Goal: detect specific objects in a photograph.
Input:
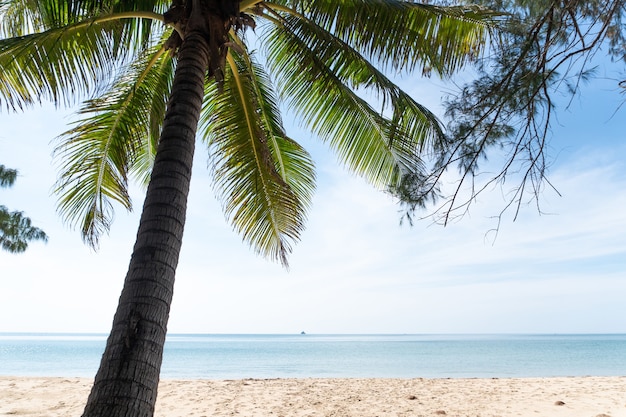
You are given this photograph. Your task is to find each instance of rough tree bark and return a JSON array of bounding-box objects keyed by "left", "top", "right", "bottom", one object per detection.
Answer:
[{"left": 80, "top": 4, "right": 218, "bottom": 417}]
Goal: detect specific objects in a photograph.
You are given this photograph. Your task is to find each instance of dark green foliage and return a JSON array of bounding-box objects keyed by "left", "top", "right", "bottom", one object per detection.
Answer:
[
  {"left": 0, "top": 164, "right": 17, "bottom": 187},
  {"left": 0, "top": 164, "right": 48, "bottom": 253}
]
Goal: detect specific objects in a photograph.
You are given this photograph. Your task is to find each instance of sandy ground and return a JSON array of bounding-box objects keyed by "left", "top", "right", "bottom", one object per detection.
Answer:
[{"left": 1, "top": 376, "right": 625, "bottom": 417}]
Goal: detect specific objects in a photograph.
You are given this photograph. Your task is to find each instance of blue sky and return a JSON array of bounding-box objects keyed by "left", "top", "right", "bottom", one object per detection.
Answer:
[{"left": 1, "top": 57, "right": 625, "bottom": 334}]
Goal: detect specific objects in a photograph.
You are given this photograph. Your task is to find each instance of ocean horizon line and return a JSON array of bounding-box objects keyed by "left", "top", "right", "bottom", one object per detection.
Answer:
[
  {"left": 2, "top": 331, "right": 625, "bottom": 337},
  {"left": 3, "top": 333, "right": 626, "bottom": 378}
]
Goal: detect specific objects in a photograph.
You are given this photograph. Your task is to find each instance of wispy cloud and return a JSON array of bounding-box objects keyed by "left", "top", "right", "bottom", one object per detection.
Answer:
[{"left": 0, "top": 82, "right": 624, "bottom": 335}]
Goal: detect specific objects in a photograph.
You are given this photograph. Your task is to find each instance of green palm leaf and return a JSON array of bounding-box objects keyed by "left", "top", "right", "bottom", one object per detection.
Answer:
[
  {"left": 1, "top": 0, "right": 168, "bottom": 41},
  {"left": 130, "top": 45, "right": 175, "bottom": 186},
  {"left": 263, "top": 14, "right": 430, "bottom": 189},
  {"left": 53, "top": 43, "right": 174, "bottom": 246},
  {"left": 269, "top": 10, "right": 445, "bottom": 142},
  {"left": 200, "top": 46, "right": 314, "bottom": 266},
  {"left": 233, "top": 36, "right": 316, "bottom": 211},
  {"left": 0, "top": 0, "right": 42, "bottom": 36},
  {"left": 266, "top": 0, "right": 496, "bottom": 76},
  {"left": 0, "top": 8, "right": 166, "bottom": 110},
  {"left": 1, "top": 0, "right": 497, "bottom": 259}
]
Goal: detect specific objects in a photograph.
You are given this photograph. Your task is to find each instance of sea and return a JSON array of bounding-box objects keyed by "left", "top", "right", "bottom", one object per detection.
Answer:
[{"left": 1, "top": 333, "right": 625, "bottom": 379}]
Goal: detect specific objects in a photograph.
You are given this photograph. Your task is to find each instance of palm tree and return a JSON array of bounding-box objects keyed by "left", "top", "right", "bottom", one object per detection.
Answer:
[
  {"left": 0, "top": 165, "right": 48, "bottom": 253},
  {"left": 0, "top": 1, "right": 497, "bottom": 416}
]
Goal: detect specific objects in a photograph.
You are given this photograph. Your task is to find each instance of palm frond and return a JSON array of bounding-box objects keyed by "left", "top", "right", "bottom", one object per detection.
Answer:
[
  {"left": 266, "top": 0, "right": 497, "bottom": 76},
  {"left": 1, "top": 0, "right": 168, "bottom": 46},
  {"left": 129, "top": 44, "right": 176, "bottom": 186},
  {"left": 0, "top": 0, "right": 42, "bottom": 36},
  {"left": 53, "top": 44, "right": 174, "bottom": 247},
  {"left": 0, "top": 10, "right": 167, "bottom": 111},
  {"left": 264, "top": 9, "right": 445, "bottom": 148},
  {"left": 234, "top": 36, "right": 316, "bottom": 211},
  {"left": 262, "top": 14, "right": 432, "bottom": 189},
  {"left": 200, "top": 46, "right": 313, "bottom": 266},
  {"left": 106, "top": 1, "right": 170, "bottom": 57}
]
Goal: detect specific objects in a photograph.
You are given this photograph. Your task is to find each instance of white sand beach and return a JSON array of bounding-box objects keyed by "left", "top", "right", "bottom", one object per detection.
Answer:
[{"left": 1, "top": 376, "right": 625, "bottom": 417}]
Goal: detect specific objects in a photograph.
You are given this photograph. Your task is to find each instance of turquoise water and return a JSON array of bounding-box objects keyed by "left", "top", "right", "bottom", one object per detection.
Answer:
[{"left": 1, "top": 333, "right": 625, "bottom": 379}]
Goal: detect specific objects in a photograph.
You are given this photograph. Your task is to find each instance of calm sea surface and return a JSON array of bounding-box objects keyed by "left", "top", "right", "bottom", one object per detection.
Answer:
[{"left": 1, "top": 333, "right": 625, "bottom": 379}]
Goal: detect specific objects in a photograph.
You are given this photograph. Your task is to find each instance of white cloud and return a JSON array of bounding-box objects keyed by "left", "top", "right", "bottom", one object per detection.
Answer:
[
  {"left": 1, "top": 78, "right": 625, "bottom": 335},
  {"left": 161, "top": 140, "right": 626, "bottom": 334}
]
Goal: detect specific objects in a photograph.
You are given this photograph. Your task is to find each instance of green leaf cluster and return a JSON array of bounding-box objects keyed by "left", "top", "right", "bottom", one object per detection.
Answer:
[
  {"left": 0, "top": 164, "right": 48, "bottom": 253},
  {"left": 1, "top": 0, "right": 497, "bottom": 264}
]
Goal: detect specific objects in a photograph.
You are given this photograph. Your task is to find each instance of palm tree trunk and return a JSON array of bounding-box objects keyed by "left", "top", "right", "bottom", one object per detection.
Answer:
[{"left": 81, "top": 29, "right": 211, "bottom": 417}]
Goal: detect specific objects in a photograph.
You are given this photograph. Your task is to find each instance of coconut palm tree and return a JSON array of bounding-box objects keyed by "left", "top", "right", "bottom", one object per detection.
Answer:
[
  {"left": 0, "top": 165, "right": 48, "bottom": 253},
  {"left": 0, "top": 1, "right": 496, "bottom": 416}
]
